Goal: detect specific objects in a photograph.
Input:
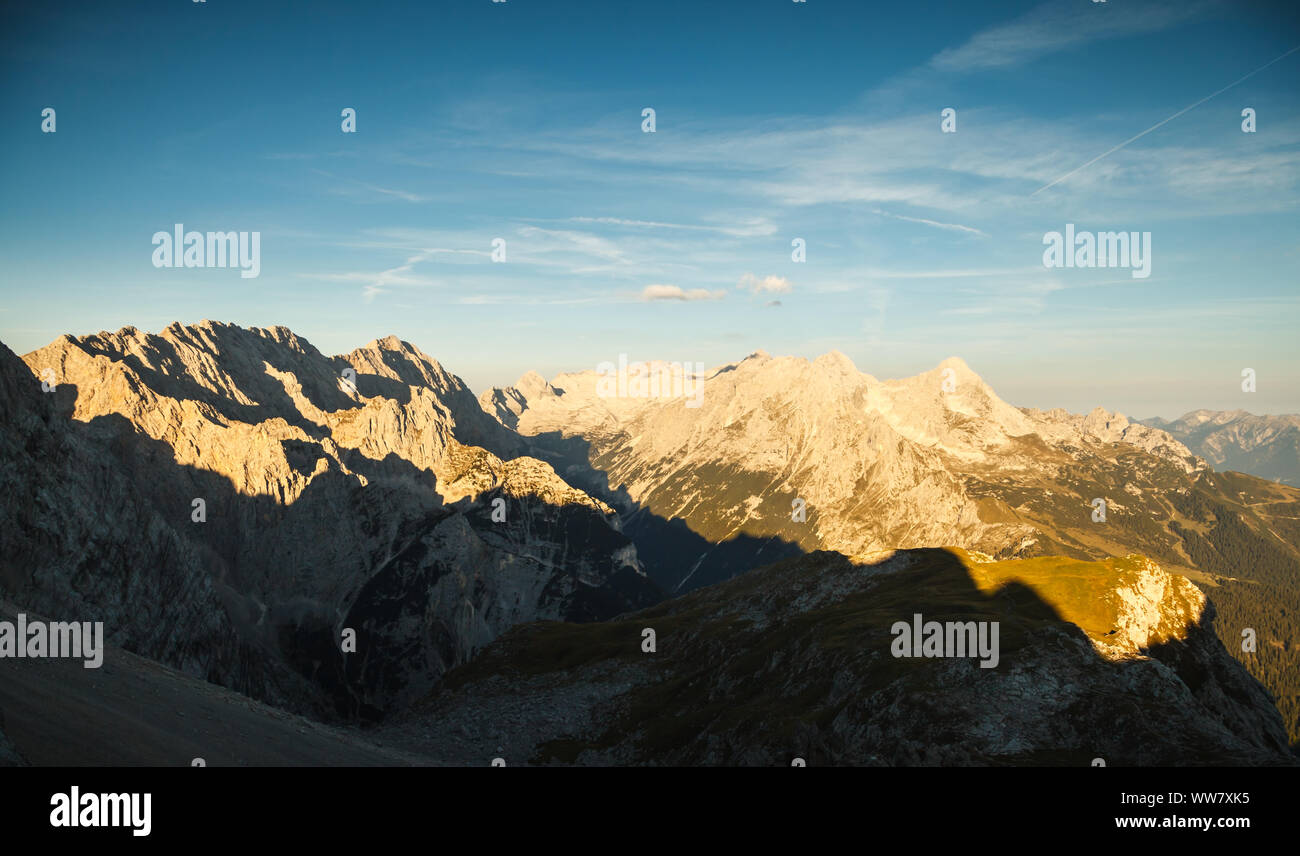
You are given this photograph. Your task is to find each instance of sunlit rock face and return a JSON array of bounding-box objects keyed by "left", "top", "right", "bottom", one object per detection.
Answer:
[{"left": 479, "top": 349, "right": 1267, "bottom": 596}]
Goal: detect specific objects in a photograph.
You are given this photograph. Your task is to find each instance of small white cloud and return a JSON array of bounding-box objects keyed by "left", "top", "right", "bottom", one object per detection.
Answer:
[
  {"left": 641, "top": 284, "right": 727, "bottom": 302},
  {"left": 738, "top": 273, "right": 793, "bottom": 294}
]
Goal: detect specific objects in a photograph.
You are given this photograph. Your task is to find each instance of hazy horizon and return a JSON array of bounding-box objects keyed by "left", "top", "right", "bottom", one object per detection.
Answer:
[{"left": 6, "top": 318, "right": 1297, "bottom": 423}]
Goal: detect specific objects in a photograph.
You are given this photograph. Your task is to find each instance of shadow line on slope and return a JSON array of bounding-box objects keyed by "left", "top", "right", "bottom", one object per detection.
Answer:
[{"left": 420, "top": 548, "right": 1294, "bottom": 766}]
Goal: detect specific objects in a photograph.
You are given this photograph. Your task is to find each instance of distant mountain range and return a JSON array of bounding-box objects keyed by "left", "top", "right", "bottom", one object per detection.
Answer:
[
  {"left": 480, "top": 351, "right": 1291, "bottom": 596},
  {"left": 1139, "top": 410, "right": 1300, "bottom": 487},
  {"left": 1, "top": 322, "right": 1296, "bottom": 764}
]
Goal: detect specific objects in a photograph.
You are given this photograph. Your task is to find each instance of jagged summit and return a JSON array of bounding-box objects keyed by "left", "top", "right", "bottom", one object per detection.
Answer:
[
  {"left": 366, "top": 333, "right": 414, "bottom": 353},
  {"left": 812, "top": 349, "right": 858, "bottom": 374},
  {"left": 253, "top": 324, "right": 313, "bottom": 351},
  {"left": 906, "top": 354, "right": 990, "bottom": 389},
  {"left": 1082, "top": 405, "right": 1130, "bottom": 434},
  {"left": 514, "top": 369, "right": 554, "bottom": 397}
]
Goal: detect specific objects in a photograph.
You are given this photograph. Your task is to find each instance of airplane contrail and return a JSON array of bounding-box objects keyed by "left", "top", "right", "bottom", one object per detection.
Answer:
[{"left": 1031, "top": 44, "right": 1300, "bottom": 196}]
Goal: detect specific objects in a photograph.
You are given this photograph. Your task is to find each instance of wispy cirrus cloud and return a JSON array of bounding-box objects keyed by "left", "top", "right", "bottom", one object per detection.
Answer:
[
  {"left": 871, "top": 209, "right": 987, "bottom": 236},
  {"left": 566, "top": 216, "right": 777, "bottom": 238},
  {"left": 311, "top": 169, "right": 428, "bottom": 203},
  {"left": 930, "top": 0, "right": 1216, "bottom": 72},
  {"left": 939, "top": 280, "right": 1065, "bottom": 317},
  {"left": 854, "top": 267, "right": 1035, "bottom": 280},
  {"left": 356, "top": 182, "right": 427, "bottom": 203},
  {"left": 516, "top": 225, "right": 630, "bottom": 264},
  {"left": 1032, "top": 44, "right": 1300, "bottom": 195},
  {"left": 299, "top": 245, "right": 466, "bottom": 301}
]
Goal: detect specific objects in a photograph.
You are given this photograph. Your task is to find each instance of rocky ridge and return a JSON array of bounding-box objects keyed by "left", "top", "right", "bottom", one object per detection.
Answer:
[{"left": 3, "top": 322, "right": 657, "bottom": 719}]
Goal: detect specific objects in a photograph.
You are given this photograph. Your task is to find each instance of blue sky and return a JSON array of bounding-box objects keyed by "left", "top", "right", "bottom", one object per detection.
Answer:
[{"left": 1, "top": 0, "right": 1297, "bottom": 417}]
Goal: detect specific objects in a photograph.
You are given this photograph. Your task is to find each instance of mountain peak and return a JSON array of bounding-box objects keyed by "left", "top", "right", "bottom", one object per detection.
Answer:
[
  {"left": 1083, "top": 406, "right": 1130, "bottom": 434},
  {"left": 813, "top": 350, "right": 858, "bottom": 374},
  {"left": 374, "top": 334, "right": 408, "bottom": 351},
  {"left": 514, "top": 370, "right": 554, "bottom": 398},
  {"left": 934, "top": 355, "right": 985, "bottom": 382},
  {"left": 252, "top": 324, "right": 314, "bottom": 353},
  {"left": 351, "top": 335, "right": 446, "bottom": 372}
]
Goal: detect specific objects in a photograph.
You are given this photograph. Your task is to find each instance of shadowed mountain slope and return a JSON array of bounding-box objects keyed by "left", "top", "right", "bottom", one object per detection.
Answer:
[{"left": 384, "top": 548, "right": 1293, "bottom": 766}]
